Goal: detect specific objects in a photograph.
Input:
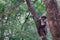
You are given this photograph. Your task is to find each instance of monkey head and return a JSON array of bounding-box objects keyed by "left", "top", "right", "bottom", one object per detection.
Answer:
[{"left": 41, "top": 16, "right": 47, "bottom": 20}]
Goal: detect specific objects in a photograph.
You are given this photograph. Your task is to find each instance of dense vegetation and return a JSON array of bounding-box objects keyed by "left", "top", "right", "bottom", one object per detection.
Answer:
[{"left": 0, "top": 0, "right": 60, "bottom": 40}]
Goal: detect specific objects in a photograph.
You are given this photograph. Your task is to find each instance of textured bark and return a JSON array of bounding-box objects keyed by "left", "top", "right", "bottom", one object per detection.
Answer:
[
  {"left": 25, "top": 0, "right": 47, "bottom": 40},
  {"left": 44, "top": 0, "right": 60, "bottom": 40}
]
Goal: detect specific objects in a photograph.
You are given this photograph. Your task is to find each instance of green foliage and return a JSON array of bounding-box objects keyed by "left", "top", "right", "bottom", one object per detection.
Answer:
[
  {"left": 0, "top": 0, "right": 52, "bottom": 40},
  {"left": 33, "top": 0, "right": 46, "bottom": 16},
  {"left": 10, "top": 0, "right": 24, "bottom": 5},
  {"left": 0, "top": 3, "right": 4, "bottom": 13}
]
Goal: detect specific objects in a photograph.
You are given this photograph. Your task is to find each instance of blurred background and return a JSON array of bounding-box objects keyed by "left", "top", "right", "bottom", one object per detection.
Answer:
[{"left": 0, "top": 0, "right": 60, "bottom": 40}]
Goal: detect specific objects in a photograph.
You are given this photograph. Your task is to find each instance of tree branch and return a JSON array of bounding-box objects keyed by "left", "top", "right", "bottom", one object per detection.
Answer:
[{"left": 25, "top": 0, "right": 39, "bottom": 22}]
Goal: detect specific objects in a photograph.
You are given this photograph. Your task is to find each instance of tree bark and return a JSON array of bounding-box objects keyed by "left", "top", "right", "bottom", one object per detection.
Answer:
[
  {"left": 25, "top": 0, "right": 38, "bottom": 22},
  {"left": 44, "top": 0, "right": 60, "bottom": 40},
  {"left": 25, "top": 0, "right": 47, "bottom": 40}
]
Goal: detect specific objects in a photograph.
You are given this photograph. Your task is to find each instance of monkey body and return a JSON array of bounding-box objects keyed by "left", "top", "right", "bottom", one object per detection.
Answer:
[{"left": 36, "top": 16, "right": 47, "bottom": 36}]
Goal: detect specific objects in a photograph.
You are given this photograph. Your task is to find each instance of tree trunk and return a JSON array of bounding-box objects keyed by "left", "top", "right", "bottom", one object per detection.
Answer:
[
  {"left": 44, "top": 0, "right": 60, "bottom": 40},
  {"left": 25, "top": 0, "right": 47, "bottom": 40}
]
